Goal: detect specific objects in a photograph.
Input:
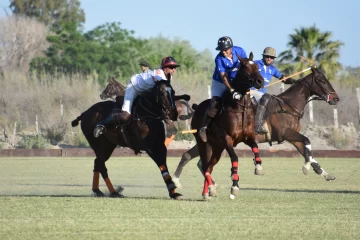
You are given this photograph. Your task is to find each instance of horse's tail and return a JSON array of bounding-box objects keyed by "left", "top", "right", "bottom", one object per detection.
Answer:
[
  {"left": 71, "top": 114, "right": 83, "bottom": 127},
  {"left": 191, "top": 103, "right": 198, "bottom": 110}
]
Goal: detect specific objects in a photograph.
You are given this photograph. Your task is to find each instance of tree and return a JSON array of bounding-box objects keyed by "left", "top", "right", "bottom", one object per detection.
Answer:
[
  {"left": 9, "top": 0, "right": 85, "bottom": 31},
  {"left": 277, "top": 25, "right": 343, "bottom": 80},
  {"left": 0, "top": 15, "right": 48, "bottom": 72}
]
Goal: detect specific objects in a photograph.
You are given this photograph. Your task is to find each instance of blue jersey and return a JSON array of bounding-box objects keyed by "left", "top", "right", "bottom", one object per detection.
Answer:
[
  {"left": 251, "top": 59, "right": 283, "bottom": 94},
  {"left": 212, "top": 46, "right": 247, "bottom": 83}
]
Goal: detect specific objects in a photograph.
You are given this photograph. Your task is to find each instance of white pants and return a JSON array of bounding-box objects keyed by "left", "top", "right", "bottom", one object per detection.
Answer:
[
  {"left": 122, "top": 82, "right": 140, "bottom": 114},
  {"left": 211, "top": 80, "right": 228, "bottom": 97},
  {"left": 250, "top": 91, "right": 264, "bottom": 103}
]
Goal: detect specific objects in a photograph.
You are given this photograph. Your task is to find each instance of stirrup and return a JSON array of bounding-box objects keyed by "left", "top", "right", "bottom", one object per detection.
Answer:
[
  {"left": 198, "top": 127, "right": 208, "bottom": 142},
  {"left": 94, "top": 125, "right": 106, "bottom": 138}
]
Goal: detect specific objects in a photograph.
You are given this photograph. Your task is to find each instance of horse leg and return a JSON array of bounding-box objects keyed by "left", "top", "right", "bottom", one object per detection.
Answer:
[
  {"left": 224, "top": 136, "right": 241, "bottom": 199},
  {"left": 244, "top": 140, "right": 264, "bottom": 176},
  {"left": 173, "top": 144, "right": 199, "bottom": 188},
  {"left": 146, "top": 141, "right": 183, "bottom": 200},
  {"left": 198, "top": 142, "right": 220, "bottom": 200},
  {"left": 93, "top": 142, "right": 123, "bottom": 197},
  {"left": 284, "top": 129, "right": 336, "bottom": 181}
]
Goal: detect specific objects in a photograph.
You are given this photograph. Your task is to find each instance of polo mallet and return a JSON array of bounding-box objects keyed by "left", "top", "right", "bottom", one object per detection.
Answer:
[{"left": 250, "top": 66, "right": 313, "bottom": 92}]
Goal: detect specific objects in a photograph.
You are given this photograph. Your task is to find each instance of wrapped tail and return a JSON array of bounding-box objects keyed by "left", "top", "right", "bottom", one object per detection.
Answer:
[{"left": 71, "top": 114, "right": 83, "bottom": 127}]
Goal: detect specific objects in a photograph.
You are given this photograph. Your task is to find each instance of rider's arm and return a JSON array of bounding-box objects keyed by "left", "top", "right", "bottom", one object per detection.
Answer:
[
  {"left": 215, "top": 58, "right": 233, "bottom": 91},
  {"left": 220, "top": 72, "right": 232, "bottom": 91}
]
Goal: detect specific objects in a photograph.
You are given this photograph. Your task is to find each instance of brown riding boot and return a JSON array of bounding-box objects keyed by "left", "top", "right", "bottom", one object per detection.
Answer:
[
  {"left": 93, "top": 111, "right": 131, "bottom": 138},
  {"left": 113, "top": 111, "right": 132, "bottom": 125}
]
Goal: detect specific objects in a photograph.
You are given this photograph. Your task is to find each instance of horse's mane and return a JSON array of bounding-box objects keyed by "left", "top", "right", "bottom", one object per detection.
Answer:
[{"left": 110, "top": 77, "right": 126, "bottom": 90}]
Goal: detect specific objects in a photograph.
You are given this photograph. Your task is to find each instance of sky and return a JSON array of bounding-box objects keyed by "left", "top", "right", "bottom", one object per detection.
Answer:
[{"left": 0, "top": 0, "right": 358, "bottom": 67}]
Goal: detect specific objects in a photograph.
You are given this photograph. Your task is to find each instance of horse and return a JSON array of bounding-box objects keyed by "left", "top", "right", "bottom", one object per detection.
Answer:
[
  {"left": 99, "top": 77, "right": 195, "bottom": 146},
  {"left": 172, "top": 67, "right": 339, "bottom": 190},
  {"left": 190, "top": 52, "right": 264, "bottom": 200},
  {"left": 71, "top": 80, "right": 183, "bottom": 199}
]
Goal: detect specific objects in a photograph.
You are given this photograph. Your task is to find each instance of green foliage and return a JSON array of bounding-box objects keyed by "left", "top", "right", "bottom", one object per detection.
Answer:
[
  {"left": 278, "top": 25, "right": 343, "bottom": 80},
  {"left": 327, "top": 128, "right": 352, "bottom": 149},
  {"left": 64, "top": 128, "right": 89, "bottom": 147},
  {"left": 9, "top": 0, "right": 85, "bottom": 31},
  {"left": 17, "top": 135, "right": 50, "bottom": 149},
  {"left": 42, "top": 121, "right": 68, "bottom": 145}
]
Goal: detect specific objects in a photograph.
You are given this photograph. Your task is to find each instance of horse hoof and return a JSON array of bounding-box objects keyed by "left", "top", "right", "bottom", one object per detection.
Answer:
[
  {"left": 172, "top": 177, "right": 183, "bottom": 188},
  {"left": 202, "top": 193, "right": 211, "bottom": 201},
  {"left": 231, "top": 186, "right": 240, "bottom": 196},
  {"left": 302, "top": 162, "right": 311, "bottom": 175},
  {"left": 170, "top": 192, "right": 183, "bottom": 200},
  {"left": 116, "top": 186, "right": 125, "bottom": 194},
  {"left": 92, "top": 189, "right": 105, "bottom": 197},
  {"left": 321, "top": 172, "right": 336, "bottom": 181},
  {"left": 109, "top": 192, "right": 124, "bottom": 198},
  {"left": 209, "top": 184, "right": 217, "bottom": 197},
  {"left": 254, "top": 164, "right": 265, "bottom": 175}
]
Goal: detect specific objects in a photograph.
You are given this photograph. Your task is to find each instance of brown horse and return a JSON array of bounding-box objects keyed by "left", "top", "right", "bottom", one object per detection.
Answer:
[
  {"left": 173, "top": 67, "right": 339, "bottom": 190},
  {"left": 99, "top": 77, "right": 194, "bottom": 146},
  {"left": 71, "top": 80, "right": 183, "bottom": 199},
  {"left": 191, "top": 52, "right": 264, "bottom": 200}
]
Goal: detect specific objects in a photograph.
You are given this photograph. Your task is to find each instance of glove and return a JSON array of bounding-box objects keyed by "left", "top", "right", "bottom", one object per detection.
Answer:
[
  {"left": 181, "top": 94, "right": 190, "bottom": 101},
  {"left": 283, "top": 77, "right": 296, "bottom": 84},
  {"left": 231, "top": 90, "right": 242, "bottom": 100}
]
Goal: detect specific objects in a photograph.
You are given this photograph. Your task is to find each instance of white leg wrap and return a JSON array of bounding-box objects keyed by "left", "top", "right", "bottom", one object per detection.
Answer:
[{"left": 305, "top": 144, "right": 312, "bottom": 151}]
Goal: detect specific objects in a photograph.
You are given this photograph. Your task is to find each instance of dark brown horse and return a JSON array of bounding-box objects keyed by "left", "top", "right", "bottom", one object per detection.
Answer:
[
  {"left": 99, "top": 77, "right": 194, "bottom": 146},
  {"left": 71, "top": 80, "right": 183, "bottom": 199},
  {"left": 173, "top": 67, "right": 339, "bottom": 190},
  {"left": 100, "top": 77, "right": 194, "bottom": 121},
  {"left": 191, "top": 52, "right": 264, "bottom": 200}
]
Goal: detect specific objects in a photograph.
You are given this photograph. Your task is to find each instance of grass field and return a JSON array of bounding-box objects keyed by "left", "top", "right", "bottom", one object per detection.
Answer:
[{"left": 0, "top": 156, "right": 359, "bottom": 240}]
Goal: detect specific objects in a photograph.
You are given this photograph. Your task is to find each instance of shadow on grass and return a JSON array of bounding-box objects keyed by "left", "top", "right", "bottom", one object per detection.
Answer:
[
  {"left": 0, "top": 194, "right": 205, "bottom": 202},
  {"left": 242, "top": 187, "right": 360, "bottom": 194}
]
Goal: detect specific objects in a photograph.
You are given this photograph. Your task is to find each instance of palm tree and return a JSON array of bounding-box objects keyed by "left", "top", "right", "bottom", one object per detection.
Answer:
[{"left": 278, "top": 25, "right": 343, "bottom": 80}]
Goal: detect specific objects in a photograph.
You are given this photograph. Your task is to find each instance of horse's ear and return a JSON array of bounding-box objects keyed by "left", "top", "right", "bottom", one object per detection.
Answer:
[
  {"left": 249, "top": 52, "right": 254, "bottom": 61},
  {"left": 311, "top": 66, "right": 318, "bottom": 75},
  {"left": 111, "top": 76, "right": 115, "bottom": 83}
]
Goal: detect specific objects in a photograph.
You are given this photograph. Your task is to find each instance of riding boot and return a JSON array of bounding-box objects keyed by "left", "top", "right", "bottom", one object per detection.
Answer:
[
  {"left": 113, "top": 111, "right": 132, "bottom": 125},
  {"left": 198, "top": 96, "right": 220, "bottom": 143},
  {"left": 94, "top": 114, "right": 114, "bottom": 138},
  {"left": 254, "top": 105, "right": 267, "bottom": 134},
  {"left": 254, "top": 93, "right": 271, "bottom": 135},
  {"left": 198, "top": 114, "right": 212, "bottom": 143}
]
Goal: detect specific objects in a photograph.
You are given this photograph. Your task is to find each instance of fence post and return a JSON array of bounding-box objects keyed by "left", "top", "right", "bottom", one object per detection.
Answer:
[
  {"left": 280, "top": 83, "right": 284, "bottom": 93},
  {"left": 60, "top": 99, "right": 64, "bottom": 122},
  {"left": 13, "top": 121, "right": 17, "bottom": 135},
  {"left": 309, "top": 98, "right": 314, "bottom": 123},
  {"left": 35, "top": 115, "right": 39, "bottom": 134},
  {"left": 207, "top": 85, "right": 211, "bottom": 99},
  {"left": 356, "top": 88, "right": 360, "bottom": 124},
  {"left": 333, "top": 108, "right": 338, "bottom": 128}
]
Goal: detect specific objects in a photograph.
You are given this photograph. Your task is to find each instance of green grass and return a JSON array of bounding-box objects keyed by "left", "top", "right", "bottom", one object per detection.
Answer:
[{"left": 0, "top": 157, "right": 359, "bottom": 240}]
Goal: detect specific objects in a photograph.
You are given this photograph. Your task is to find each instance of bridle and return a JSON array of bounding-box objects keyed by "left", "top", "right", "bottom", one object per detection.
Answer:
[{"left": 297, "top": 71, "right": 336, "bottom": 103}]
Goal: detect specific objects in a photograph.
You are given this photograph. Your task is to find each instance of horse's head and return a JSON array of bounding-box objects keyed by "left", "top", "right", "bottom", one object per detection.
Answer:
[
  {"left": 231, "top": 52, "right": 264, "bottom": 93},
  {"left": 100, "top": 77, "right": 126, "bottom": 100},
  {"left": 304, "top": 67, "right": 340, "bottom": 105},
  {"left": 151, "top": 80, "right": 178, "bottom": 121}
]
